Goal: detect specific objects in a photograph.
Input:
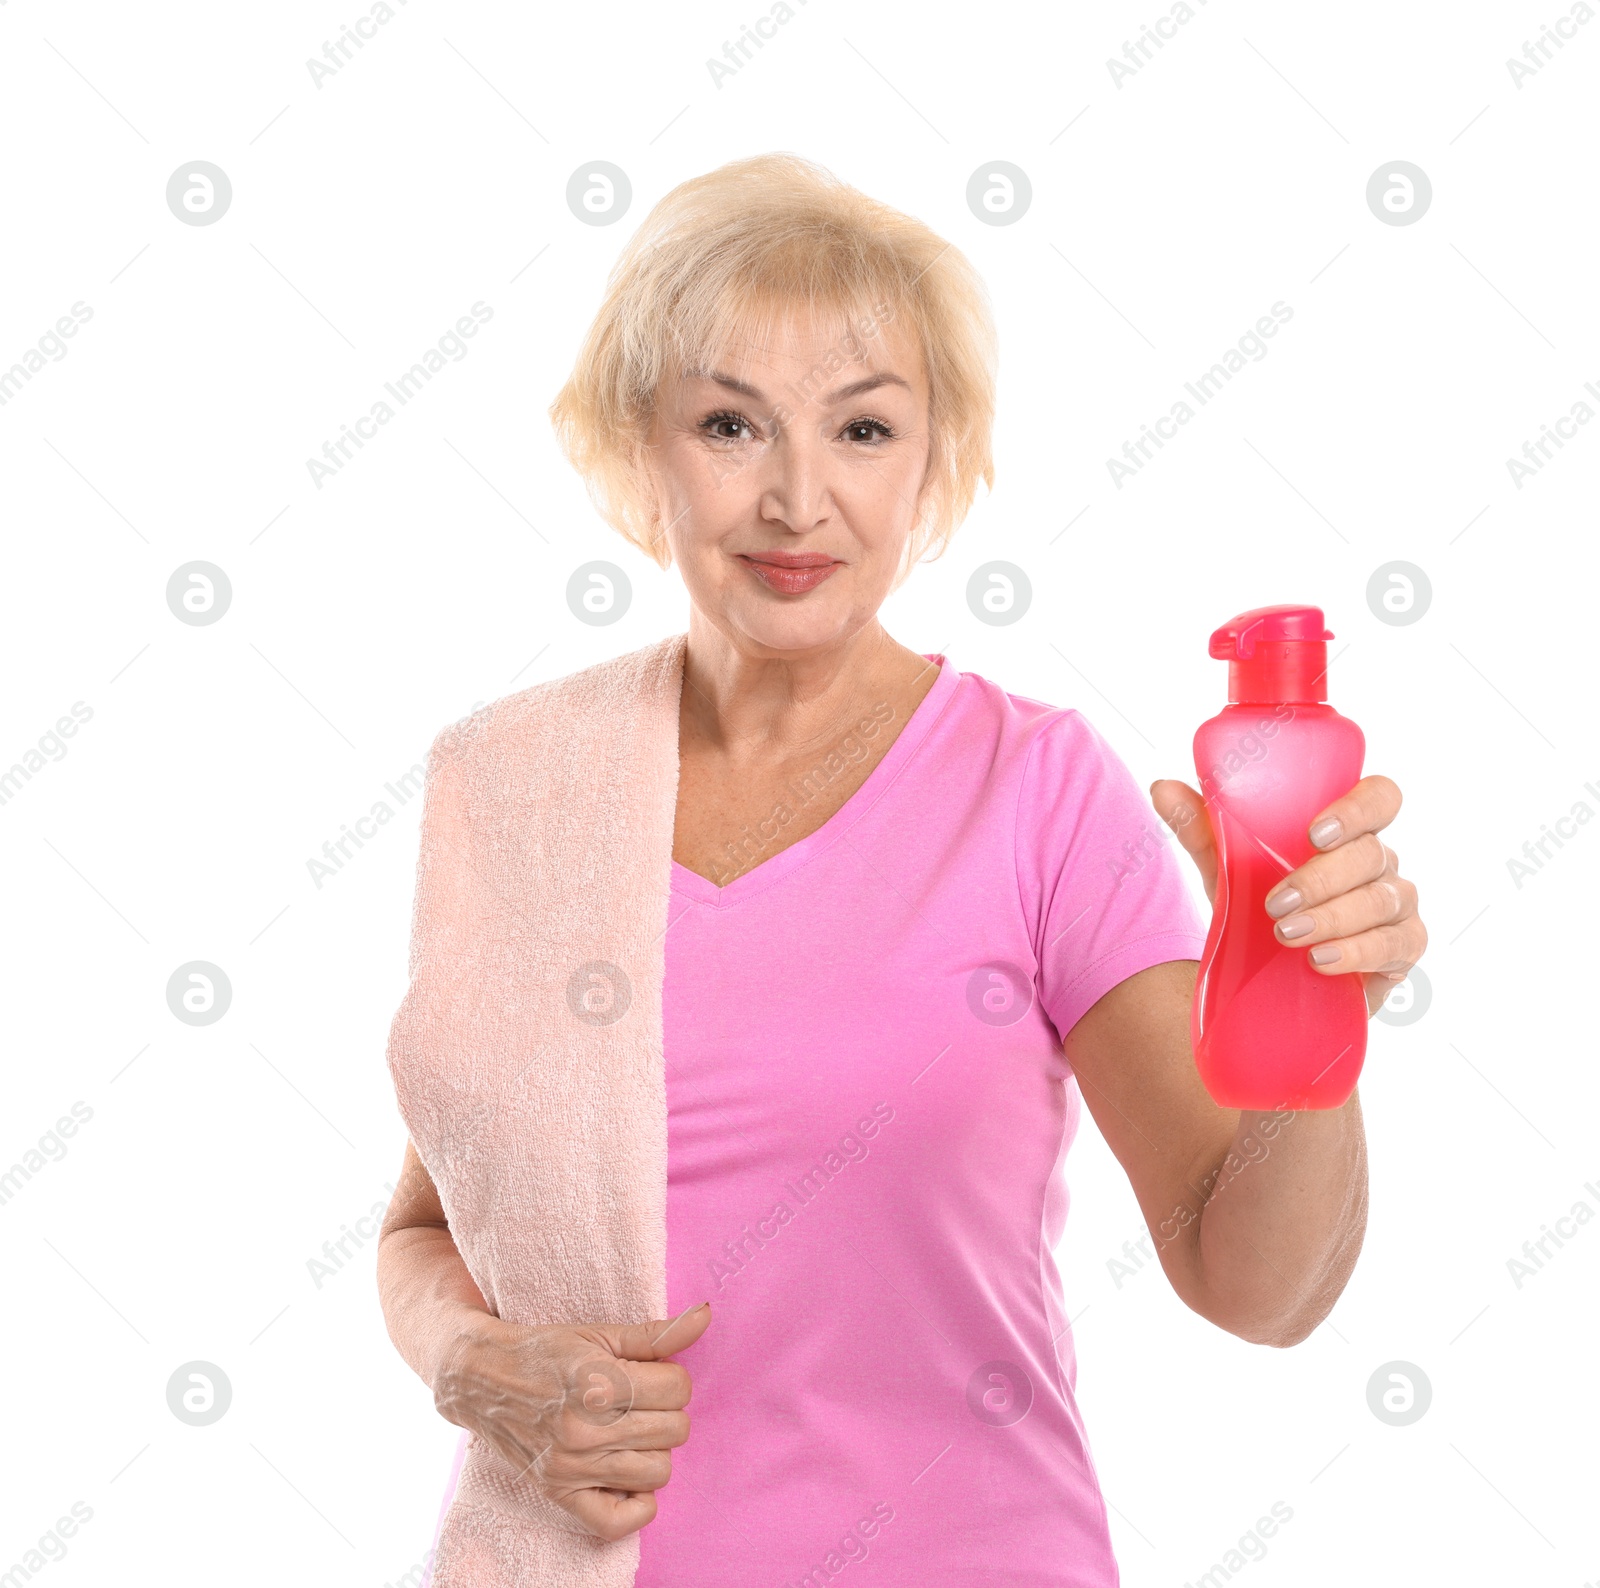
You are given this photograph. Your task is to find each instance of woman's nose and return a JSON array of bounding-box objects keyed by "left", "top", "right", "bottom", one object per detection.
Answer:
[{"left": 758, "top": 431, "right": 832, "bottom": 530}]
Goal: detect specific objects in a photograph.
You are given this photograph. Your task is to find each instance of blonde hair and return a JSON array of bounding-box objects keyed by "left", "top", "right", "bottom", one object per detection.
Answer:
[{"left": 548, "top": 152, "right": 997, "bottom": 591}]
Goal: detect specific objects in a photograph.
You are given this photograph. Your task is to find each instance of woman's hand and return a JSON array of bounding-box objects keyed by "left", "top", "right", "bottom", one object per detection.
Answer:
[
  {"left": 1151, "top": 773, "right": 1427, "bottom": 1018},
  {"left": 432, "top": 1303, "right": 712, "bottom": 1541}
]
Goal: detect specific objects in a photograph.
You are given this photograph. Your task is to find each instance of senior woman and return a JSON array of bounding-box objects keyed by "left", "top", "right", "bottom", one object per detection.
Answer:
[{"left": 376, "top": 153, "right": 1427, "bottom": 1587}]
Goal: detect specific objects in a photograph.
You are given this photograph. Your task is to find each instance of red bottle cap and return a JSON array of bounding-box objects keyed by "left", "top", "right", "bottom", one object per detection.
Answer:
[{"left": 1209, "top": 604, "right": 1335, "bottom": 704}]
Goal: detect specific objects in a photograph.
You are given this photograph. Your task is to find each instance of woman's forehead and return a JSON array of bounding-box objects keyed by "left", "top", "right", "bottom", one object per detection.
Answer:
[{"left": 678, "top": 299, "right": 915, "bottom": 379}]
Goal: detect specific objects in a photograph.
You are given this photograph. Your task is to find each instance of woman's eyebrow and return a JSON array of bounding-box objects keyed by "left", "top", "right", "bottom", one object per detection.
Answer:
[
  {"left": 684, "top": 370, "right": 767, "bottom": 401},
  {"left": 683, "top": 369, "right": 912, "bottom": 405}
]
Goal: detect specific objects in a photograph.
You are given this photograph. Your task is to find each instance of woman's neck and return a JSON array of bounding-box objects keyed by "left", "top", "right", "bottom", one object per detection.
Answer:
[{"left": 678, "top": 616, "right": 932, "bottom": 766}]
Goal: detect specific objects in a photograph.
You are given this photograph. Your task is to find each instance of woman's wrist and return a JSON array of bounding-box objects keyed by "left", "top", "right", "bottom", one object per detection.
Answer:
[{"left": 430, "top": 1304, "right": 523, "bottom": 1429}]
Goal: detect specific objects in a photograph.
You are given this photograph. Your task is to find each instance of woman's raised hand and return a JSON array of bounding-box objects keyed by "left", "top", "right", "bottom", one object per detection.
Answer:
[
  {"left": 431, "top": 1302, "right": 712, "bottom": 1541},
  {"left": 1151, "top": 773, "right": 1427, "bottom": 1018}
]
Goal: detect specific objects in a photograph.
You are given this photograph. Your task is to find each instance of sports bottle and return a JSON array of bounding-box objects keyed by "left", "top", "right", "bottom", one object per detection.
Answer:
[{"left": 1191, "top": 604, "right": 1367, "bottom": 1110}]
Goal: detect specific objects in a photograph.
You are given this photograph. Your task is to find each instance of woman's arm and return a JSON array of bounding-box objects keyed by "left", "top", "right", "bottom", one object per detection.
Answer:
[
  {"left": 376, "top": 1137, "right": 498, "bottom": 1392},
  {"left": 375, "top": 1137, "right": 708, "bottom": 1539},
  {"left": 1063, "top": 958, "right": 1367, "bottom": 1347},
  {"left": 1063, "top": 774, "right": 1421, "bottom": 1348}
]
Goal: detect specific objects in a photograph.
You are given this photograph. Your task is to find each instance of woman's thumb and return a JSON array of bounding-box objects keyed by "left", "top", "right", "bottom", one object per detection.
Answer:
[
  {"left": 608, "top": 1302, "right": 712, "bottom": 1363},
  {"left": 1149, "top": 779, "right": 1217, "bottom": 897}
]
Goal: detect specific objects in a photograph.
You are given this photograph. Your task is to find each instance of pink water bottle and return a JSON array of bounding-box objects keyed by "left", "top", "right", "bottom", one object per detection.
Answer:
[{"left": 1191, "top": 605, "right": 1367, "bottom": 1110}]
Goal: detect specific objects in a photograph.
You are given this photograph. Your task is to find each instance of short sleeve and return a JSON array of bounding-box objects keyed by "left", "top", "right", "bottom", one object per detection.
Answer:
[{"left": 1015, "top": 709, "right": 1209, "bottom": 1042}]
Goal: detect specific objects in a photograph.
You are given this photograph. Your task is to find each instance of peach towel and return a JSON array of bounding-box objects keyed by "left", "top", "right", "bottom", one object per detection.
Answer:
[{"left": 388, "top": 632, "right": 687, "bottom": 1586}]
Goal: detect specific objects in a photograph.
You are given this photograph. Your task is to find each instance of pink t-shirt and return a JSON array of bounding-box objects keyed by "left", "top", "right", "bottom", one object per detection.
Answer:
[{"left": 635, "top": 654, "right": 1209, "bottom": 1588}]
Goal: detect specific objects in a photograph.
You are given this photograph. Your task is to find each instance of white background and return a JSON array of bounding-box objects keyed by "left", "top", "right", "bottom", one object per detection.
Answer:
[{"left": 1, "top": 1, "right": 1595, "bottom": 1584}]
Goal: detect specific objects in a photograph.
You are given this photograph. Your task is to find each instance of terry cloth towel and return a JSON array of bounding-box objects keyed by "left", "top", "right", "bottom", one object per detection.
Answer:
[{"left": 386, "top": 631, "right": 688, "bottom": 1587}]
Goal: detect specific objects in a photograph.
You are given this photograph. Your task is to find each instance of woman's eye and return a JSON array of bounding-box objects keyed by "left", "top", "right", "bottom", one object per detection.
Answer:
[
  {"left": 843, "top": 418, "right": 893, "bottom": 444},
  {"left": 702, "top": 413, "right": 751, "bottom": 442}
]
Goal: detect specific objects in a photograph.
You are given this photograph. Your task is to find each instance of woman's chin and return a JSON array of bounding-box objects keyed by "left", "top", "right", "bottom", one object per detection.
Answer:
[{"left": 724, "top": 601, "right": 858, "bottom": 656}]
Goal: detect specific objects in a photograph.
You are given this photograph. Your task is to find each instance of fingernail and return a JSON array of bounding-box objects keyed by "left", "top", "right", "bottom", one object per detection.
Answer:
[
  {"left": 1309, "top": 944, "right": 1341, "bottom": 965},
  {"left": 1265, "top": 887, "right": 1303, "bottom": 919},
  {"left": 1309, "top": 817, "right": 1342, "bottom": 848},
  {"left": 1276, "top": 912, "right": 1316, "bottom": 940},
  {"left": 694, "top": 1301, "right": 710, "bottom": 1312}
]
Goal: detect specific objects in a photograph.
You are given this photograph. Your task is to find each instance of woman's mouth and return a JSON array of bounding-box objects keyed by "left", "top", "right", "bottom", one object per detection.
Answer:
[{"left": 738, "top": 553, "right": 842, "bottom": 595}]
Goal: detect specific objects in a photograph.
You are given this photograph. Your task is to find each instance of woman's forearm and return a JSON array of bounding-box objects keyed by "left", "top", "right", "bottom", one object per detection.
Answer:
[
  {"left": 376, "top": 1222, "right": 501, "bottom": 1395},
  {"left": 1187, "top": 1091, "right": 1370, "bottom": 1347}
]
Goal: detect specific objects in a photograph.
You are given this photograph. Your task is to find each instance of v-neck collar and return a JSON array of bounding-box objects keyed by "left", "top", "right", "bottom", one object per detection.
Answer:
[{"left": 669, "top": 652, "right": 957, "bottom": 909}]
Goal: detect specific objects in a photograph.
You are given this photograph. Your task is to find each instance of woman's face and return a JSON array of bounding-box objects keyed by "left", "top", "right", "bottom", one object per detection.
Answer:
[{"left": 643, "top": 308, "right": 932, "bottom": 659}]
